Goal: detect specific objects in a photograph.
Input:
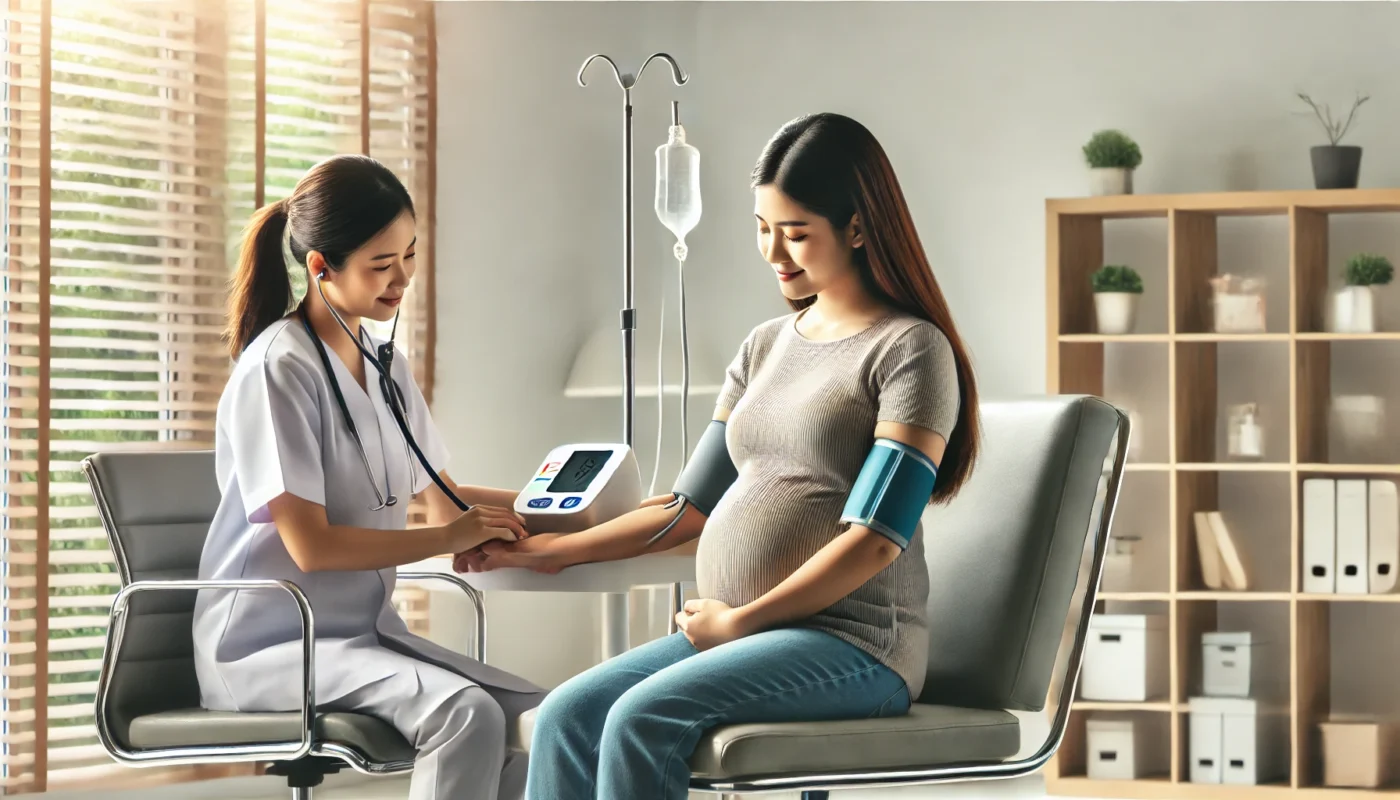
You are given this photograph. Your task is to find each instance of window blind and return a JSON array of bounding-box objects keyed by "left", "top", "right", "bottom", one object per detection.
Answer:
[
  {"left": 0, "top": 0, "right": 438, "bottom": 791},
  {"left": 2, "top": 1, "right": 48, "bottom": 793},
  {"left": 41, "top": 0, "right": 230, "bottom": 788}
]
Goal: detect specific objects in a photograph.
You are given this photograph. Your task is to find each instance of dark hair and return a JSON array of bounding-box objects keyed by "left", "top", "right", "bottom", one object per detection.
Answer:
[
  {"left": 751, "top": 112, "right": 982, "bottom": 503},
  {"left": 223, "top": 154, "right": 415, "bottom": 358}
]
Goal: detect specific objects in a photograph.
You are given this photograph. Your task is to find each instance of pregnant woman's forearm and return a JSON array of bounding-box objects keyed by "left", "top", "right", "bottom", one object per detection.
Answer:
[
  {"left": 548, "top": 501, "right": 706, "bottom": 569},
  {"left": 735, "top": 526, "right": 902, "bottom": 633}
]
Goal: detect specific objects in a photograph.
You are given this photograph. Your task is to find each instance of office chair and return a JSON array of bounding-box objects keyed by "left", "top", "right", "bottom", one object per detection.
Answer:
[
  {"left": 83, "top": 450, "right": 489, "bottom": 799},
  {"left": 513, "top": 394, "right": 1129, "bottom": 799}
]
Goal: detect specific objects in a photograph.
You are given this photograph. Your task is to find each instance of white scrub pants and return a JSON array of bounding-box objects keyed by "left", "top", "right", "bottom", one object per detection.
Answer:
[{"left": 325, "top": 647, "right": 542, "bottom": 800}]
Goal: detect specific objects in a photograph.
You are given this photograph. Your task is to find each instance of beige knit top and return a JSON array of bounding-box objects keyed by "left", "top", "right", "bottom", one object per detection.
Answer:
[{"left": 696, "top": 309, "right": 961, "bottom": 699}]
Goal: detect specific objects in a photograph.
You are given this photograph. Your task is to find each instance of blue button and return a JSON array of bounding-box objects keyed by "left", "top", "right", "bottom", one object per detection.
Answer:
[
  {"left": 561, "top": 496, "right": 581, "bottom": 510},
  {"left": 527, "top": 498, "right": 553, "bottom": 509}
]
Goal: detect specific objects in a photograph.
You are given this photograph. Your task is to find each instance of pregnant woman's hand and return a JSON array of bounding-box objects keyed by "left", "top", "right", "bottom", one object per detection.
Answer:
[
  {"left": 675, "top": 598, "right": 752, "bottom": 651},
  {"left": 453, "top": 533, "right": 565, "bottom": 574}
]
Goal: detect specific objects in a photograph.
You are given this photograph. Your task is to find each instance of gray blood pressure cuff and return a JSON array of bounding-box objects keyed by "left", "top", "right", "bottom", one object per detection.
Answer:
[{"left": 670, "top": 419, "right": 737, "bottom": 516}]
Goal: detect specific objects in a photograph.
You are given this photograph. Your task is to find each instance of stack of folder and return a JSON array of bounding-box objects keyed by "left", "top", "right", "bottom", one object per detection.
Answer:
[{"left": 1302, "top": 478, "right": 1398, "bottom": 594}]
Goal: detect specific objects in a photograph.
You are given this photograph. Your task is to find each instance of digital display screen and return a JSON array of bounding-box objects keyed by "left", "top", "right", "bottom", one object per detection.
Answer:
[{"left": 547, "top": 450, "right": 611, "bottom": 494}]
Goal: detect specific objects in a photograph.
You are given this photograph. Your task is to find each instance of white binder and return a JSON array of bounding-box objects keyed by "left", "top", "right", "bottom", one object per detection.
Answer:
[
  {"left": 1189, "top": 697, "right": 1224, "bottom": 784},
  {"left": 1370, "top": 479, "right": 1398, "bottom": 594},
  {"left": 1336, "top": 479, "right": 1369, "bottom": 594},
  {"left": 1302, "top": 478, "right": 1336, "bottom": 594}
]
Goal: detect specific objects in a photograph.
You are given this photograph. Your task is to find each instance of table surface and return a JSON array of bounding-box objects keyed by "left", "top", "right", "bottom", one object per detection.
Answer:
[{"left": 400, "top": 553, "right": 696, "bottom": 593}]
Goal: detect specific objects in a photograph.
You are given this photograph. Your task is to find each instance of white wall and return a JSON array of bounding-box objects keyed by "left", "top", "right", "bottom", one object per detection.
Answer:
[{"left": 433, "top": 0, "right": 1400, "bottom": 767}]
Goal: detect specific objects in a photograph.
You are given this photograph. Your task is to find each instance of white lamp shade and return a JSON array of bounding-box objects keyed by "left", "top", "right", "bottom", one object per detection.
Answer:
[{"left": 565, "top": 315, "right": 724, "bottom": 399}]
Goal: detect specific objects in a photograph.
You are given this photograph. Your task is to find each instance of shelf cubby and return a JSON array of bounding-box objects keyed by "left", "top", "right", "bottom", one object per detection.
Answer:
[
  {"left": 1174, "top": 338, "right": 1291, "bottom": 466},
  {"left": 1174, "top": 212, "right": 1292, "bottom": 336},
  {"left": 1046, "top": 188, "right": 1400, "bottom": 799},
  {"left": 1296, "top": 339, "right": 1400, "bottom": 466},
  {"left": 1057, "top": 215, "right": 1170, "bottom": 336},
  {"left": 1175, "top": 470, "right": 1292, "bottom": 594},
  {"left": 1103, "top": 471, "right": 1172, "bottom": 594}
]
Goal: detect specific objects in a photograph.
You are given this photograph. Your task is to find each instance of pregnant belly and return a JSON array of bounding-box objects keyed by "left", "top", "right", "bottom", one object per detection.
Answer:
[{"left": 694, "top": 479, "right": 845, "bottom": 605}]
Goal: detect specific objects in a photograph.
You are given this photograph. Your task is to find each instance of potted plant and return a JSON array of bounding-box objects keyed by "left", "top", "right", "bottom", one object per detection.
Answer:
[
  {"left": 1082, "top": 129, "right": 1143, "bottom": 196},
  {"left": 1333, "top": 252, "right": 1393, "bottom": 333},
  {"left": 1298, "top": 92, "right": 1369, "bottom": 190},
  {"left": 1091, "top": 264, "right": 1144, "bottom": 334}
]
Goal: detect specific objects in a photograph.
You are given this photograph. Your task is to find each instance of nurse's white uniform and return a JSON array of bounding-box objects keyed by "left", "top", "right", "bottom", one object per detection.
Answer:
[{"left": 193, "top": 316, "right": 543, "bottom": 800}]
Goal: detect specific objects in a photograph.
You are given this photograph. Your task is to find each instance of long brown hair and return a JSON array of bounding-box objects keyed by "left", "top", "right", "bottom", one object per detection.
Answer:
[
  {"left": 223, "top": 154, "right": 415, "bottom": 359},
  {"left": 751, "top": 112, "right": 981, "bottom": 503}
]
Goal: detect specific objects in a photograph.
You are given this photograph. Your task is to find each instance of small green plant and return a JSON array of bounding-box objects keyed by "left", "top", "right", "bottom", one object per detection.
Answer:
[
  {"left": 1298, "top": 92, "right": 1369, "bottom": 146},
  {"left": 1344, "top": 253, "right": 1394, "bottom": 286},
  {"left": 1082, "top": 130, "right": 1143, "bottom": 170},
  {"left": 1091, "top": 265, "right": 1144, "bottom": 294}
]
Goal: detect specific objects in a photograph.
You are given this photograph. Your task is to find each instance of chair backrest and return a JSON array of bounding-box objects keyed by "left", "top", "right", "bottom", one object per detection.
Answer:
[
  {"left": 919, "top": 395, "right": 1123, "bottom": 712},
  {"left": 84, "top": 450, "right": 221, "bottom": 748}
]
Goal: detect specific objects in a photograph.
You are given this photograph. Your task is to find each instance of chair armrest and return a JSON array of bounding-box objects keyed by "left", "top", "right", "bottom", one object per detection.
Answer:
[
  {"left": 97, "top": 578, "right": 316, "bottom": 766},
  {"left": 397, "top": 571, "right": 486, "bottom": 662}
]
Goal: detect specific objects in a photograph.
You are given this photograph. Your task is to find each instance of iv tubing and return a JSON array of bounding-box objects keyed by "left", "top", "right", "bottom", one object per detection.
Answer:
[
  {"left": 649, "top": 290, "right": 666, "bottom": 496},
  {"left": 678, "top": 251, "right": 691, "bottom": 472}
]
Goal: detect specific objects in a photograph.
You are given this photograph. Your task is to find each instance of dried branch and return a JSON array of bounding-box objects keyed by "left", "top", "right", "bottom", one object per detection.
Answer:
[{"left": 1298, "top": 92, "right": 1370, "bottom": 145}]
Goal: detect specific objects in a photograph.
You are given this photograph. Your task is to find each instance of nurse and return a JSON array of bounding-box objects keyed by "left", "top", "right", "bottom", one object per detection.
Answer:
[{"left": 193, "top": 154, "right": 544, "bottom": 800}]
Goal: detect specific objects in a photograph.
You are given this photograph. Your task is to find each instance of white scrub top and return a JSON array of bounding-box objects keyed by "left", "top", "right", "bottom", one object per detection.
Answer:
[{"left": 193, "top": 316, "right": 539, "bottom": 714}]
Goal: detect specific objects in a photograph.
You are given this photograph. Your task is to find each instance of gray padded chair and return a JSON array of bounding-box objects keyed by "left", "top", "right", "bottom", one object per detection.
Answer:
[
  {"left": 83, "top": 449, "right": 488, "bottom": 799},
  {"left": 514, "top": 394, "right": 1129, "bottom": 799}
]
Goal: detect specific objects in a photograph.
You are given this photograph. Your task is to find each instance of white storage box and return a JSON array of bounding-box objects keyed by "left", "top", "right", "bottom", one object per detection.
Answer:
[
  {"left": 1081, "top": 614, "right": 1169, "bottom": 702},
  {"left": 1188, "top": 697, "right": 1288, "bottom": 785},
  {"left": 1086, "top": 716, "right": 1168, "bottom": 780},
  {"left": 1202, "top": 631, "right": 1275, "bottom": 698}
]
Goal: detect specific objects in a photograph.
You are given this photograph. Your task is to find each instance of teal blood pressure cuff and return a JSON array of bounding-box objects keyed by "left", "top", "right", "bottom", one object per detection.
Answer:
[
  {"left": 840, "top": 438, "right": 938, "bottom": 550},
  {"left": 671, "top": 419, "right": 738, "bottom": 516}
]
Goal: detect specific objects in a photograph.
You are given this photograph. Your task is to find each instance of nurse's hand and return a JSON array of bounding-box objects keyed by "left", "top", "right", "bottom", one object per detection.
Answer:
[
  {"left": 675, "top": 598, "right": 752, "bottom": 651},
  {"left": 443, "top": 505, "right": 527, "bottom": 553}
]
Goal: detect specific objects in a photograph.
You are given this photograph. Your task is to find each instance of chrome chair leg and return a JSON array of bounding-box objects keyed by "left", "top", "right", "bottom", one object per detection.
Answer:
[
  {"left": 667, "top": 582, "right": 684, "bottom": 634},
  {"left": 291, "top": 787, "right": 313, "bottom": 800}
]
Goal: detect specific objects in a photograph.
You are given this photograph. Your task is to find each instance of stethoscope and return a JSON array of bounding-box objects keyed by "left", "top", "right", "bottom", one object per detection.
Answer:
[{"left": 298, "top": 271, "right": 470, "bottom": 513}]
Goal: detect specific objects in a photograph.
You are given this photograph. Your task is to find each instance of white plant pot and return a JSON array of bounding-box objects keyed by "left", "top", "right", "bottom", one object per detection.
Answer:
[
  {"left": 1094, "top": 292, "right": 1140, "bottom": 335},
  {"left": 1090, "top": 167, "right": 1134, "bottom": 196},
  {"left": 1332, "top": 285, "right": 1376, "bottom": 333}
]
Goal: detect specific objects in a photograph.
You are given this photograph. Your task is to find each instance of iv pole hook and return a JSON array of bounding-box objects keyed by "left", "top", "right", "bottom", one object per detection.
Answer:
[
  {"left": 576, "top": 52, "right": 689, "bottom": 450},
  {"left": 577, "top": 52, "right": 689, "bottom": 90}
]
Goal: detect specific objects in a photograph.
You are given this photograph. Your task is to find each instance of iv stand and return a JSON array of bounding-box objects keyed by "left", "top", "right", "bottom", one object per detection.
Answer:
[
  {"left": 577, "top": 52, "right": 689, "bottom": 451},
  {"left": 577, "top": 52, "right": 690, "bottom": 654}
]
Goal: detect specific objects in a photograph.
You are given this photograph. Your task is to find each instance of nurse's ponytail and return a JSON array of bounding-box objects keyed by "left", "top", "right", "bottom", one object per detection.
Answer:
[{"left": 224, "top": 198, "right": 292, "bottom": 359}]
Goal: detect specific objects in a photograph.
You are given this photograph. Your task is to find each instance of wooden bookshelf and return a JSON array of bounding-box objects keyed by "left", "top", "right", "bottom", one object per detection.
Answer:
[{"left": 1045, "top": 188, "right": 1400, "bottom": 797}]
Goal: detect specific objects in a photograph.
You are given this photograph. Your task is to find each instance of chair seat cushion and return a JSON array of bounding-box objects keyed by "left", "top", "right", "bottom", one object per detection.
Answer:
[
  {"left": 512, "top": 703, "right": 1019, "bottom": 778},
  {"left": 128, "top": 709, "right": 416, "bottom": 764}
]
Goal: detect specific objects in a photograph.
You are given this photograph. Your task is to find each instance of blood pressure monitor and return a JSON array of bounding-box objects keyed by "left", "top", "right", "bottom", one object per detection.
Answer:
[{"left": 514, "top": 444, "right": 642, "bottom": 534}]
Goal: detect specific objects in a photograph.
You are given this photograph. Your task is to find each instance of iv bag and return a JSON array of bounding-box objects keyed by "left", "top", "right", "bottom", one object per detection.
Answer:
[{"left": 655, "top": 123, "right": 701, "bottom": 258}]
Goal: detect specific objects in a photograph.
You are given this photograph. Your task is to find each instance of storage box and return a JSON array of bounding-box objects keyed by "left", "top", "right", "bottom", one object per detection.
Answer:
[
  {"left": 1086, "top": 716, "right": 1168, "bottom": 780},
  {"left": 1081, "top": 614, "right": 1169, "bottom": 702},
  {"left": 1188, "top": 697, "right": 1288, "bottom": 785},
  {"left": 1202, "top": 631, "right": 1275, "bottom": 698},
  {"left": 1320, "top": 720, "right": 1400, "bottom": 788}
]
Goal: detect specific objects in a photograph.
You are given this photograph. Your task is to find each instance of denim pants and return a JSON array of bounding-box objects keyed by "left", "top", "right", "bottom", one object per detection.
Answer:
[{"left": 525, "top": 628, "right": 911, "bottom": 800}]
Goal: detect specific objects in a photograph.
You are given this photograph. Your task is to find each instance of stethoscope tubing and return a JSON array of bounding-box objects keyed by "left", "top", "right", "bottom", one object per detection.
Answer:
[{"left": 303, "top": 274, "right": 471, "bottom": 513}]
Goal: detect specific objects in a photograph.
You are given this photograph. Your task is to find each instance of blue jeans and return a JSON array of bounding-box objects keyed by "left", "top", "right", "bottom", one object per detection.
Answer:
[{"left": 525, "top": 628, "right": 911, "bottom": 800}]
